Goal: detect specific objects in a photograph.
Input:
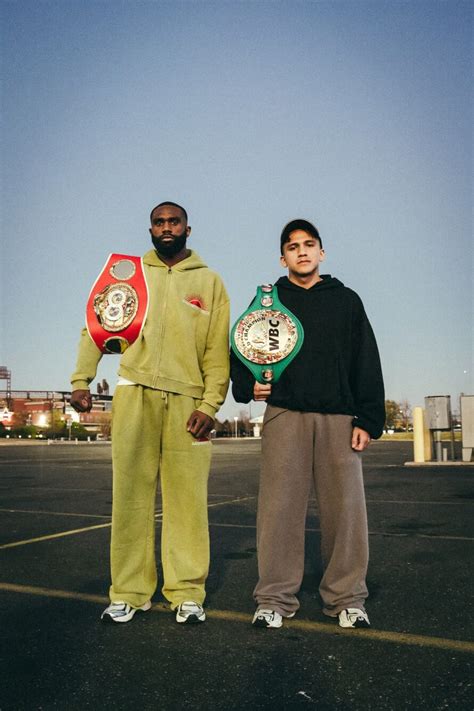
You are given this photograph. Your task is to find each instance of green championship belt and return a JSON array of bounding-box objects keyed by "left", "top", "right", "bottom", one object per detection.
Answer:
[{"left": 231, "top": 284, "right": 304, "bottom": 383}]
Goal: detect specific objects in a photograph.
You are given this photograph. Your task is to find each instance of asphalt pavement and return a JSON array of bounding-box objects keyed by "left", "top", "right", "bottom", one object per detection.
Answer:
[{"left": 0, "top": 439, "right": 473, "bottom": 710}]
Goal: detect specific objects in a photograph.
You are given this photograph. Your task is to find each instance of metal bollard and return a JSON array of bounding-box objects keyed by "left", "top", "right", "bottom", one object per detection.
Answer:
[{"left": 413, "top": 407, "right": 426, "bottom": 463}]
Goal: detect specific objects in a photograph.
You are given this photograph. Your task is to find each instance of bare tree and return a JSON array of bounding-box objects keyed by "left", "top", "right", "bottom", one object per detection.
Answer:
[{"left": 399, "top": 399, "right": 412, "bottom": 431}]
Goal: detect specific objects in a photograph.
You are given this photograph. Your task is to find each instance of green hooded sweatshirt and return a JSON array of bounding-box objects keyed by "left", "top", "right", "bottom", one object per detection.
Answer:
[{"left": 71, "top": 249, "right": 230, "bottom": 418}]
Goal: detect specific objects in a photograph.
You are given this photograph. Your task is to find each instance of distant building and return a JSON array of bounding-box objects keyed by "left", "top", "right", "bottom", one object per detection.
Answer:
[{"left": 0, "top": 390, "right": 112, "bottom": 437}]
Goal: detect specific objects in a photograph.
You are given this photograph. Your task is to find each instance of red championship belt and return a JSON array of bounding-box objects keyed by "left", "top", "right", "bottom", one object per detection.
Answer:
[{"left": 86, "top": 254, "right": 149, "bottom": 354}]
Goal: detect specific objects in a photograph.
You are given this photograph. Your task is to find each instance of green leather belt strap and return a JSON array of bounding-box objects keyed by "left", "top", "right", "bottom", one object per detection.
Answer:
[{"left": 231, "top": 284, "right": 304, "bottom": 384}]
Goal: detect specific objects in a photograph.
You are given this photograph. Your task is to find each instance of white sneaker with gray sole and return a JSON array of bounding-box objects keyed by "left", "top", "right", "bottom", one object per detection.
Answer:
[
  {"left": 175, "top": 601, "right": 206, "bottom": 624},
  {"left": 101, "top": 600, "right": 151, "bottom": 623},
  {"left": 338, "top": 608, "right": 370, "bottom": 628},
  {"left": 252, "top": 608, "right": 296, "bottom": 628}
]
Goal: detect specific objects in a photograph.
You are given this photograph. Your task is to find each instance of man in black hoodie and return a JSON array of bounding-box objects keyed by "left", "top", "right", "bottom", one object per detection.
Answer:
[{"left": 230, "top": 219, "right": 385, "bottom": 629}]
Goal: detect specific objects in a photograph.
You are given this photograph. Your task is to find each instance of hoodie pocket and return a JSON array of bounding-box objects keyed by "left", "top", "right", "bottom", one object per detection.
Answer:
[{"left": 305, "top": 349, "right": 342, "bottom": 408}]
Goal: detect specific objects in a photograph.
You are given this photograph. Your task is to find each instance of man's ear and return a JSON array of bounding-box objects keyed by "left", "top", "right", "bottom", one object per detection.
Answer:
[
  {"left": 319, "top": 248, "right": 326, "bottom": 262},
  {"left": 280, "top": 254, "right": 287, "bottom": 268},
  {"left": 149, "top": 228, "right": 152, "bottom": 236},
  {"left": 186, "top": 226, "right": 191, "bottom": 237}
]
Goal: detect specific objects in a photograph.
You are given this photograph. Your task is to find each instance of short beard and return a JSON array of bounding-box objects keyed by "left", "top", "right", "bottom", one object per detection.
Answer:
[{"left": 151, "top": 232, "right": 187, "bottom": 257}]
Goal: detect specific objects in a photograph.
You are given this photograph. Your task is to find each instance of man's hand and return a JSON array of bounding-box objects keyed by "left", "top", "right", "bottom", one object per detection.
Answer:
[
  {"left": 187, "top": 410, "right": 214, "bottom": 439},
  {"left": 253, "top": 382, "right": 272, "bottom": 401},
  {"left": 351, "top": 426, "right": 371, "bottom": 451},
  {"left": 70, "top": 389, "right": 93, "bottom": 413}
]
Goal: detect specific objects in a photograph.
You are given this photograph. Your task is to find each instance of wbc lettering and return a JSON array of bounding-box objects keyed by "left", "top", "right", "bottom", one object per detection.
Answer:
[
  {"left": 233, "top": 306, "right": 298, "bottom": 365},
  {"left": 268, "top": 319, "right": 280, "bottom": 351}
]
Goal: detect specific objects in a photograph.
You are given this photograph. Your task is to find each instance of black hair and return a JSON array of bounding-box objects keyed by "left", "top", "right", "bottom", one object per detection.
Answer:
[
  {"left": 150, "top": 201, "right": 188, "bottom": 223},
  {"left": 280, "top": 219, "right": 323, "bottom": 254}
]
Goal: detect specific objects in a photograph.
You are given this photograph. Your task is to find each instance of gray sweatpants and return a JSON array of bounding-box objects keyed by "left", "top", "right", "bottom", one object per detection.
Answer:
[{"left": 254, "top": 406, "right": 369, "bottom": 617}]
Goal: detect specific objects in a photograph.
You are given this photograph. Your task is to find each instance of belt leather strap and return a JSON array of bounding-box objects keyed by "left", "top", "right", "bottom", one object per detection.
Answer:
[{"left": 86, "top": 253, "right": 149, "bottom": 354}]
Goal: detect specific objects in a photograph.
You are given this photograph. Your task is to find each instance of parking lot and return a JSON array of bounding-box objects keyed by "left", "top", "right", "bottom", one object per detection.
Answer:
[{"left": 0, "top": 439, "right": 473, "bottom": 710}]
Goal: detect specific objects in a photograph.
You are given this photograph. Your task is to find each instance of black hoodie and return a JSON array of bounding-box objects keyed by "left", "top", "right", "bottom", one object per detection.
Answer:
[{"left": 230, "top": 275, "right": 385, "bottom": 439}]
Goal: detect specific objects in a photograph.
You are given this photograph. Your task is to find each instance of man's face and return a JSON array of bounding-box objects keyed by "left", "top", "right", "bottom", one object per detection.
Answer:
[
  {"left": 149, "top": 205, "right": 190, "bottom": 257},
  {"left": 280, "top": 230, "right": 325, "bottom": 277}
]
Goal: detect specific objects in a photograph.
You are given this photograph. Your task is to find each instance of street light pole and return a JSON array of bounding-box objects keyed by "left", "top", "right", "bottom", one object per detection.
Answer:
[{"left": 233, "top": 416, "right": 238, "bottom": 438}]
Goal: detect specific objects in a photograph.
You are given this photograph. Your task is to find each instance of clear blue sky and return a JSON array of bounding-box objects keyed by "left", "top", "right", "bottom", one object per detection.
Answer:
[{"left": 1, "top": 0, "right": 472, "bottom": 421}]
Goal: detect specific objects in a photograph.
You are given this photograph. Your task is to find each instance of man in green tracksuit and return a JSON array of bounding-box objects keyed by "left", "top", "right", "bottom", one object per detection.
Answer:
[{"left": 70, "top": 202, "right": 230, "bottom": 624}]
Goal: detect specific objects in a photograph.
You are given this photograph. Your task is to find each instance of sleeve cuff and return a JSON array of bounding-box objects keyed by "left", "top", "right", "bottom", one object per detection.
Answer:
[
  {"left": 71, "top": 381, "right": 91, "bottom": 392},
  {"left": 197, "top": 402, "right": 217, "bottom": 419},
  {"left": 352, "top": 416, "right": 383, "bottom": 440}
]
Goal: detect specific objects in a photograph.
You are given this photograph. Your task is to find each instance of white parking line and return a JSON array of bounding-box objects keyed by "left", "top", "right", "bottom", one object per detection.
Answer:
[
  {"left": 0, "top": 508, "right": 110, "bottom": 519},
  {"left": 2, "top": 494, "right": 471, "bottom": 548},
  {"left": 0, "top": 496, "right": 255, "bottom": 550},
  {"left": 365, "top": 499, "right": 474, "bottom": 506},
  {"left": 208, "top": 522, "right": 474, "bottom": 542},
  {"left": 0, "top": 486, "right": 109, "bottom": 492}
]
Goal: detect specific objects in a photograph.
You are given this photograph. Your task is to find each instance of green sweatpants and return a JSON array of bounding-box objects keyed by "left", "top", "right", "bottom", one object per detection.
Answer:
[{"left": 109, "top": 385, "right": 212, "bottom": 609}]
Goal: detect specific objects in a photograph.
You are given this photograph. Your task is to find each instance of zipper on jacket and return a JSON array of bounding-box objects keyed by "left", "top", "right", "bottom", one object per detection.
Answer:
[{"left": 153, "top": 268, "right": 173, "bottom": 388}]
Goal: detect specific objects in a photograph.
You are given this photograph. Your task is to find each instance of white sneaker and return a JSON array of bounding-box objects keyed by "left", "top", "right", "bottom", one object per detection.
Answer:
[
  {"left": 338, "top": 608, "right": 370, "bottom": 628},
  {"left": 252, "top": 608, "right": 295, "bottom": 628},
  {"left": 101, "top": 600, "right": 152, "bottom": 623},
  {"left": 175, "top": 601, "right": 206, "bottom": 624}
]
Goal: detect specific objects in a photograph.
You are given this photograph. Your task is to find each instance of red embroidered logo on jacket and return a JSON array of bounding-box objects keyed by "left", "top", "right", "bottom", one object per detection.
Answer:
[{"left": 184, "top": 295, "right": 207, "bottom": 311}]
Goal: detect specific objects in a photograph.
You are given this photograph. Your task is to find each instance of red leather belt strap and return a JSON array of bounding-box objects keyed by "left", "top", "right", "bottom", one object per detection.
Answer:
[{"left": 86, "top": 253, "right": 149, "bottom": 354}]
